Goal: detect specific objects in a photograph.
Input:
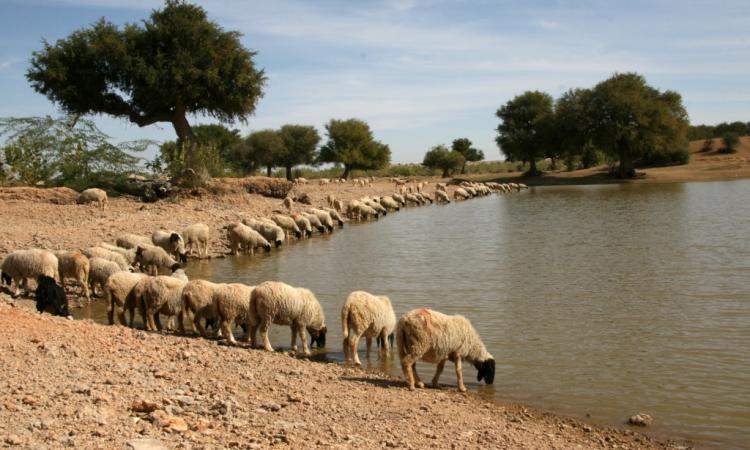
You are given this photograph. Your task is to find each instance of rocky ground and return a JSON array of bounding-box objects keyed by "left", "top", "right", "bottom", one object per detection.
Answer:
[
  {"left": 0, "top": 300, "right": 687, "bottom": 450},
  {"left": 0, "top": 178, "right": 692, "bottom": 449}
]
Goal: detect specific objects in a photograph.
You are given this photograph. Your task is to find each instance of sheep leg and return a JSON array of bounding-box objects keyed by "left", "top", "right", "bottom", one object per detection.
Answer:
[
  {"left": 240, "top": 322, "right": 252, "bottom": 343},
  {"left": 351, "top": 334, "right": 362, "bottom": 366},
  {"left": 80, "top": 280, "right": 90, "bottom": 302},
  {"left": 194, "top": 314, "right": 207, "bottom": 338},
  {"left": 249, "top": 324, "right": 259, "bottom": 348},
  {"left": 298, "top": 325, "right": 310, "bottom": 356},
  {"left": 412, "top": 361, "right": 425, "bottom": 389},
  {"left": 401, "top": 355, "right": 421, "bottom": 390},
  {"left": 290, "top": 326, "right": 298, "bottom": 353},
  {"left": 454, "top": 356, "right": 467, "bottom": 392},
  {"left": 260, "top": 318, "right": 274, "bottom": 352},
  {"left": 342, "top": 336, "right": 350, "bottom": 362},
  {"left": 432, "top": 359, "right": 446, "bottom": 388},
  {"left": 379, "top": 329, "right": 390, "bottom": 353},
  {"left": 220, "top": 319, "right": 236, "bottom": 344},
  {"left": 177, "top": 311, "right": 186, "bottom": 334}
]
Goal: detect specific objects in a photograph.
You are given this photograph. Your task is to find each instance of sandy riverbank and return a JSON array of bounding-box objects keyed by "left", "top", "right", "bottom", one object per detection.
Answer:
[{"left": 0, "top": 179, "right": 691, "bottom": 448}]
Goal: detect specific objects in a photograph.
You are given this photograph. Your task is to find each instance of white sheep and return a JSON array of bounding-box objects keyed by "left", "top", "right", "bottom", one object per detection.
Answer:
[
  {"left": 307, "top": 208, "right": 335, "bottom": 232},
  {"left": 104, "top": 271, "right": 147, "bottom": 326},
  {"left": 434, "top": 189, "right": 451, "bottom": 204},
  {"left": 341, "top": 291, "right": 396, "bottom": 366},
  {"left": 242, "top": 218, "right": 285, "bottom": 248},
  {"left": 391, "top": 193, "right": 406, "bottom": 206},
  {"left": 182, "top": 223, "right": 210, "bottom": 259},
  {"left": 292, "top": 214, "right": 313, "bottom": 238},
  {"left": 322, "top": 207, "right": 346, "bottom": 227},
  {"left": 152, "top": 230, "right": 187, "bottom": 262},
  {"left": 1, "top": 249, "right": 59, "bottom": 297},
  {"left": 453, "top": 188, "right": 471, "bottom": 200},
  {"left": 301, "top": 212, "right": 327, "bottom": 233},
  {"left": 226, "top": 222, "right": 272, "bottom": 255},
  {"left": 282, "top": 196, "right": 294, "bottom": 210},
  {"left": 96, "top": 243, "right": 137, "bottom": 265},
  {"left": 272, "top": 214, "right": 302, "bottom": 240},
  {"left": 134, "top": 245, "right": 181, "bottom": 275},
  {"left": 215, "top": 283, "right": 256, "bottom": 344},
  {"left": 54, "top": 251, "right": 90, "bottom": 301},
  {"left": 88, "top": 257, "right": 123, "bottom": 297},
  {"left": 396, "top": 308, "right": 495, "bottom": 392},
  {"left": 333, "top": 198, "right": 344, "bottom": 213},
  {"left": 181, "top": 279, "right": 222, "bottom": 337},
  {"left": 250, "top": 281, "right": 327, "bottom": 356},
  {"left": 138, "top": 275, "right": 188, "bottom": 332},
  {"left": 379, "top": 196, "right": 400, "bottom": 212},
  {"left": 76, "top": 188, "right": 108, "bottom": 210},
  {"left": 326, "top": 194, "right": 336, "bottom": 208},
  {"left": 116, "top": 233, "right": 152, "bottom": 250},
  {"left": 81, "top": 247, "right": 130, "bottom": 270}
]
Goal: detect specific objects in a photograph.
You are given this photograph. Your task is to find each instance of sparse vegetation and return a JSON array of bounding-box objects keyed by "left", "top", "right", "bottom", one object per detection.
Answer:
[{"left": 719, "top": 133, "right": 740, "bottom": 154}]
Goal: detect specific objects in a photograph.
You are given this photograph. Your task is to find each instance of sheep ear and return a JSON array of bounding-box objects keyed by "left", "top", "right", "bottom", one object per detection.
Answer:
[{"left": 169, "top": 233, "right": 180, "bottom": 242}]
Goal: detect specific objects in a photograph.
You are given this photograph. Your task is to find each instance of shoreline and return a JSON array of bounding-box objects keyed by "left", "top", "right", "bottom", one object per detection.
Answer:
[{"left": 0, "top": 181, "right": 693, "bottom": 448}]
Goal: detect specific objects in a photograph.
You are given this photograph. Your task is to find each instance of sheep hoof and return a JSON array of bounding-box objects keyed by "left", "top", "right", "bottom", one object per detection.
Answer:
[
  {"left": 457, "top": 386, "right": 467, "bottom": 393},
  {"left": 416, "top": 382, "right": 425, "bottom": 389}
]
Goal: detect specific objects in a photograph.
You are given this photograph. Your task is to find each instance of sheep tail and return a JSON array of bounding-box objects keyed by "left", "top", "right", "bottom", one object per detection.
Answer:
[{"left": 340, "top": 303, "right": 350, "bottom": 339}]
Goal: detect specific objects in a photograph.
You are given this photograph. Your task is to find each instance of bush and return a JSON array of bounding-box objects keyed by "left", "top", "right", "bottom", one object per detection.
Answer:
[
  {"left": 719, "top": 133, "right": 740, "bottom": 154},
  {"left": 637, "top": 148, "right": 690, "bottom": 167},
  {"left": 701, "top": 139, "right": 714, "bottom": 152}
]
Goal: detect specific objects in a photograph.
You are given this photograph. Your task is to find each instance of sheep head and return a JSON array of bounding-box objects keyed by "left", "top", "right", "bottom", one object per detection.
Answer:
[
  {"left": 475, "top": 359, "right": 496, "bottom": 385},
  {"left": 308, "top": 325, "right": 327, "bottom": 348}
]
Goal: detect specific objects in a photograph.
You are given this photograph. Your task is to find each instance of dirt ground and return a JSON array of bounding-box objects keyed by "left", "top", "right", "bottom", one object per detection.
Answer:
[{"left": 0, "top": 178, "right": 693, "bottom": 448}]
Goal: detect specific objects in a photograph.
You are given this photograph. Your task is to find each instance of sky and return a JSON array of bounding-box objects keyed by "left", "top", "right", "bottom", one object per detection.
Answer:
[{"left": 0, "top": 0, "right": 748, "bottom": 163}]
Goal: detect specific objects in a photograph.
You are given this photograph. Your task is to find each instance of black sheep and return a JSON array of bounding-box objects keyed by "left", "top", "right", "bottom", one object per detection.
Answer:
[{"left": 34, "top": 275, "right": 69, "bottom": 317}]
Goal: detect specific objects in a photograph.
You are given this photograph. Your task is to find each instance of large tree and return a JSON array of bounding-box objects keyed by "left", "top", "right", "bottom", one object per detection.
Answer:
[
  {"left": 451, "top": 138, "right": 484, "bottom": 173},
  {"left": 553, "top": 88, "right": 595, "bottom": 169},
  {"left": 495, "top": 91, "right": 554, "bottom": 176},
  {"left": 318, "top": 119, "right": 390, "bottom": 179},
  {"left": 244, "top": 129, "right": 285, "bottom": 176},
  {"left": 26, "top": 0, "right": 265, "bottom": 147},
  {"left": 422, "top": 145, "right": 465, "bottom": 178},
  {"left": 277, "top": 125, "right": 321, "bottom": 180},
  {"left": 587, "top": 73, "right": 689, "bottom": 178}
]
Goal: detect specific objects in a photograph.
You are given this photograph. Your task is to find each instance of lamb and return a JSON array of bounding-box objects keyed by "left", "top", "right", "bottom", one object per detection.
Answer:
[
  {"left": 307, "top": 208, "right": 335, "bottom": 232},
  {"left": 182, "top": 223, "right": 210, "bottom": 259},
  {"left": 396, "top": 308, "right": 495, "bottom": 392},
  {"left": 282, "top": 196, "right": 294, "bottom": 210},
  {"left": 81, "top": 247, "right": 130, "bottom": 271},
  {"left": 1, "top": 249, "right": 59, "bottom": 297},
  {"left": 35, "top": 275, "right": 69, "bottom": 317},
  {"left": 88, "top": 257, "right": 123, "bottom": 297},
  {"left": 215, "top": 283, "right": 256, "bottom": 344},
  {"left": 292, "top": 214, "right": 313, "bottom": 238},
  {"left": 453, "top": 188, "right": 471, "bottom": 200},
  {"left": 341, "top": 291, "right": 396, "bottom": 366},
  {"left": 116, "top": 233, "right": 152, "bottom": 250},
  {"left": 436, "top": 183, "right": 447, "bottom": 192},
  {"left": 104, "top": 271, "right": 147, "bottom": 326},
  {"left": 152, "top": 230, "right": 188, "bottom": 262},
  {"left": 226, "top": 222, "right": 272, "bottom": 255},
  {"left": 181, "top": 279, "right": 222, "bottom": 337},
  {"left": 242, "top": 218, "right": 285, "bottom": 248},
  {"left": 134, "top": 245, "right": 181, "bottom": 276},
  {"left": 322, "top": 207, "right": 346, "bottom": 227},
  {"left": 250, "top": 281, "right": 327, "bottom": 356},
  {"left": 434, "top": 189, "right": 451, "bottom": 204},
  {"left": 333, "top": 199, "right": 345, "bottom": 213},
  {"left": 272, "top": 214, "right": 302, "bottom": 240},
  {"left": 54, "top": 251, "right": 90, "bottom": 301},
  {"left": 326, "top": 194, "right": 336, "bottom": 208},
  {"left": 76, "top": 187, "right": 108, "bottom": 210},
  {"left": 137, "top": 275, "right": 188, "bottom": 332},
  {"left": 379, "top": 196, "right": 400, "bottom": 212},
  {"left": 293, "top": 177, "right": 308, "bottom": 185},
  {"left": 391, "top": 193, "right": 406, "bottom": 206}
]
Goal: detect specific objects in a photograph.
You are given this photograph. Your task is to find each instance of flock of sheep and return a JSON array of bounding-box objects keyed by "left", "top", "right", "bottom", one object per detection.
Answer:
[{"left": 1, "top": 179, "right": 526, "bottom": 391}]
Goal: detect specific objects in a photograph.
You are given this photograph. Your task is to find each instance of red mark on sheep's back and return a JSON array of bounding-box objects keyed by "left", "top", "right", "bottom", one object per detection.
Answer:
[{"left": 416, "top": 308, "right": 432, "bottom": 329}]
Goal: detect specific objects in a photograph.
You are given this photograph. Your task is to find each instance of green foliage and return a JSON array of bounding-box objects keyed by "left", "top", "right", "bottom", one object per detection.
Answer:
[
  {"left": 26, "top": 0, "right": 266, "bottom": 144},
  {"left": 586, "top": 73, "right": 689, "bottom": 178},
  {"left": 242, "top": 129, "right": 286, "bottom": 176},
  {"left": 720, "top": 132, "right": 740, "bottom": 154},
  {"left": 277, "top": 125, "right": 321, "bottom": 180},
  {"left": 319, "top": 118, "right": 390, "bottom": 179},
  {"left": 700, "top": 139, "right": 714, "bottom": 153},
  {"left": 422, "top": 145, "right": 465, "bottom": 178},
  {"left": 156, "top": 124, "right": 242, "bottom": 177},
  {"left": 689, "top": 121, "right": 750, "bottom": 140},
  {"left": 495, "top": 91, "right": 555, "bottom": 176},
  {"left": 451, "top": 138, "right": 484, "bottom": 173},
  {"left": 0, "top": 115, "right": 146, "bottom": 188}
]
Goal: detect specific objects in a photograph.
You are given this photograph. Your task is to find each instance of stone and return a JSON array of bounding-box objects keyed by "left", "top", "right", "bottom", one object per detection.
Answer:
[
  {"left": 126, "top": 438, "right": 169, "bottom": 450},
  {"left": 131, "top": 400, "right": 159, "bottom": 413},
  {"left": 627, "top": 413, "right": 653, "bottom": 427}
]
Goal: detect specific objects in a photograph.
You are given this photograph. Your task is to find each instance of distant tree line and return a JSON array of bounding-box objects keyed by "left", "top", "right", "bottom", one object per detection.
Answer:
[
  {"left": 495, "top": 72, "right": 691, "bottom": 178},
  {"left": 422, "top": 138, "right": 485, "bottom": 177},
  {"left": 689, "top": 122, "right": 750, "bottom": 141}
]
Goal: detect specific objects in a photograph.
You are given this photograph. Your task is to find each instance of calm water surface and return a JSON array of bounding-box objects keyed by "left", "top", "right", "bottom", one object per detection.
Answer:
[{"left": 76, "top": 180, "right": 750, "bottom": 448}]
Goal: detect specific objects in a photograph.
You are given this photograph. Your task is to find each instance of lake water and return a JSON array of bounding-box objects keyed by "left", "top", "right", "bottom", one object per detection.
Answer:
[{"left": 75, "top": 180, "right": 750, "bottom": 448}]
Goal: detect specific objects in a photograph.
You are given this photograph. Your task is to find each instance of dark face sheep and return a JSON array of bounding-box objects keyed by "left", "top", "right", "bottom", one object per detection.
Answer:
[
  {"left": 294, "top": 230, "right": 302, "bottom": 239},
  {"left": 308, "top": 325, "right": 327, "bottom": 348},
  {"left": 1, "top": 272, "right": 11, "bottom": 286},
  {"left": 264, "top": 243, "right": 272, "bottom": 253},
  {"left": 274, "top": 240, "right": 283, "bottom": 248},
  {"left": 170, "top": 233, "right": 188, "bottom": 262},
  {"left": 35, "top": 275, "right": 69, "bottom": 317},
  {"left": 170, "top": 263, "right": 182, "bottom": 272},
  {"left": 475, "top": 359, "right": 496, "bottom": 385}
]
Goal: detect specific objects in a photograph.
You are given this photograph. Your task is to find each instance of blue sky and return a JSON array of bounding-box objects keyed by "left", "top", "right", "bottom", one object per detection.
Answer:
[{"left": 0, "top": 0, "right": 748, "bottom": 163}]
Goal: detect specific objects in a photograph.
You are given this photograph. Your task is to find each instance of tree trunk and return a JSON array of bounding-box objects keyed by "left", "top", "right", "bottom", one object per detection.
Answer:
[
  {"left": 285, "top": 166, "right": 293, "bottom": 181},
  {"left": 527, "top": 159, "right": 540, "bottom": 176},
  {"left": 442, "top": 168, "right": 450, "bottom": 178},
  {"left": 617, "top": 141, "right": 635, "bottom": 178},
  {"left": 342, "top": 166, "right": 351, "bottom": 180},
  {"left": 171, "top": 104, "right": 195, "bottom": 145},
  {"left": 460, "top": 161, "right": 467, "bottom": 174},
  {"left": 266, "top": 166, "right": 272, "bottom": 177},
  {"left": 550, "top": 156, "right": 558, "bottom": 170}
]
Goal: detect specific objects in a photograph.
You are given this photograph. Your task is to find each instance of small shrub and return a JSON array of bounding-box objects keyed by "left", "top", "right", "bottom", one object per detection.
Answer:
[
  {"left": 701, "top": 139, "right": 714, "bottom": 152},
  {"left": 719, "top": 133, "right": 740, "bottom": 154}
]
